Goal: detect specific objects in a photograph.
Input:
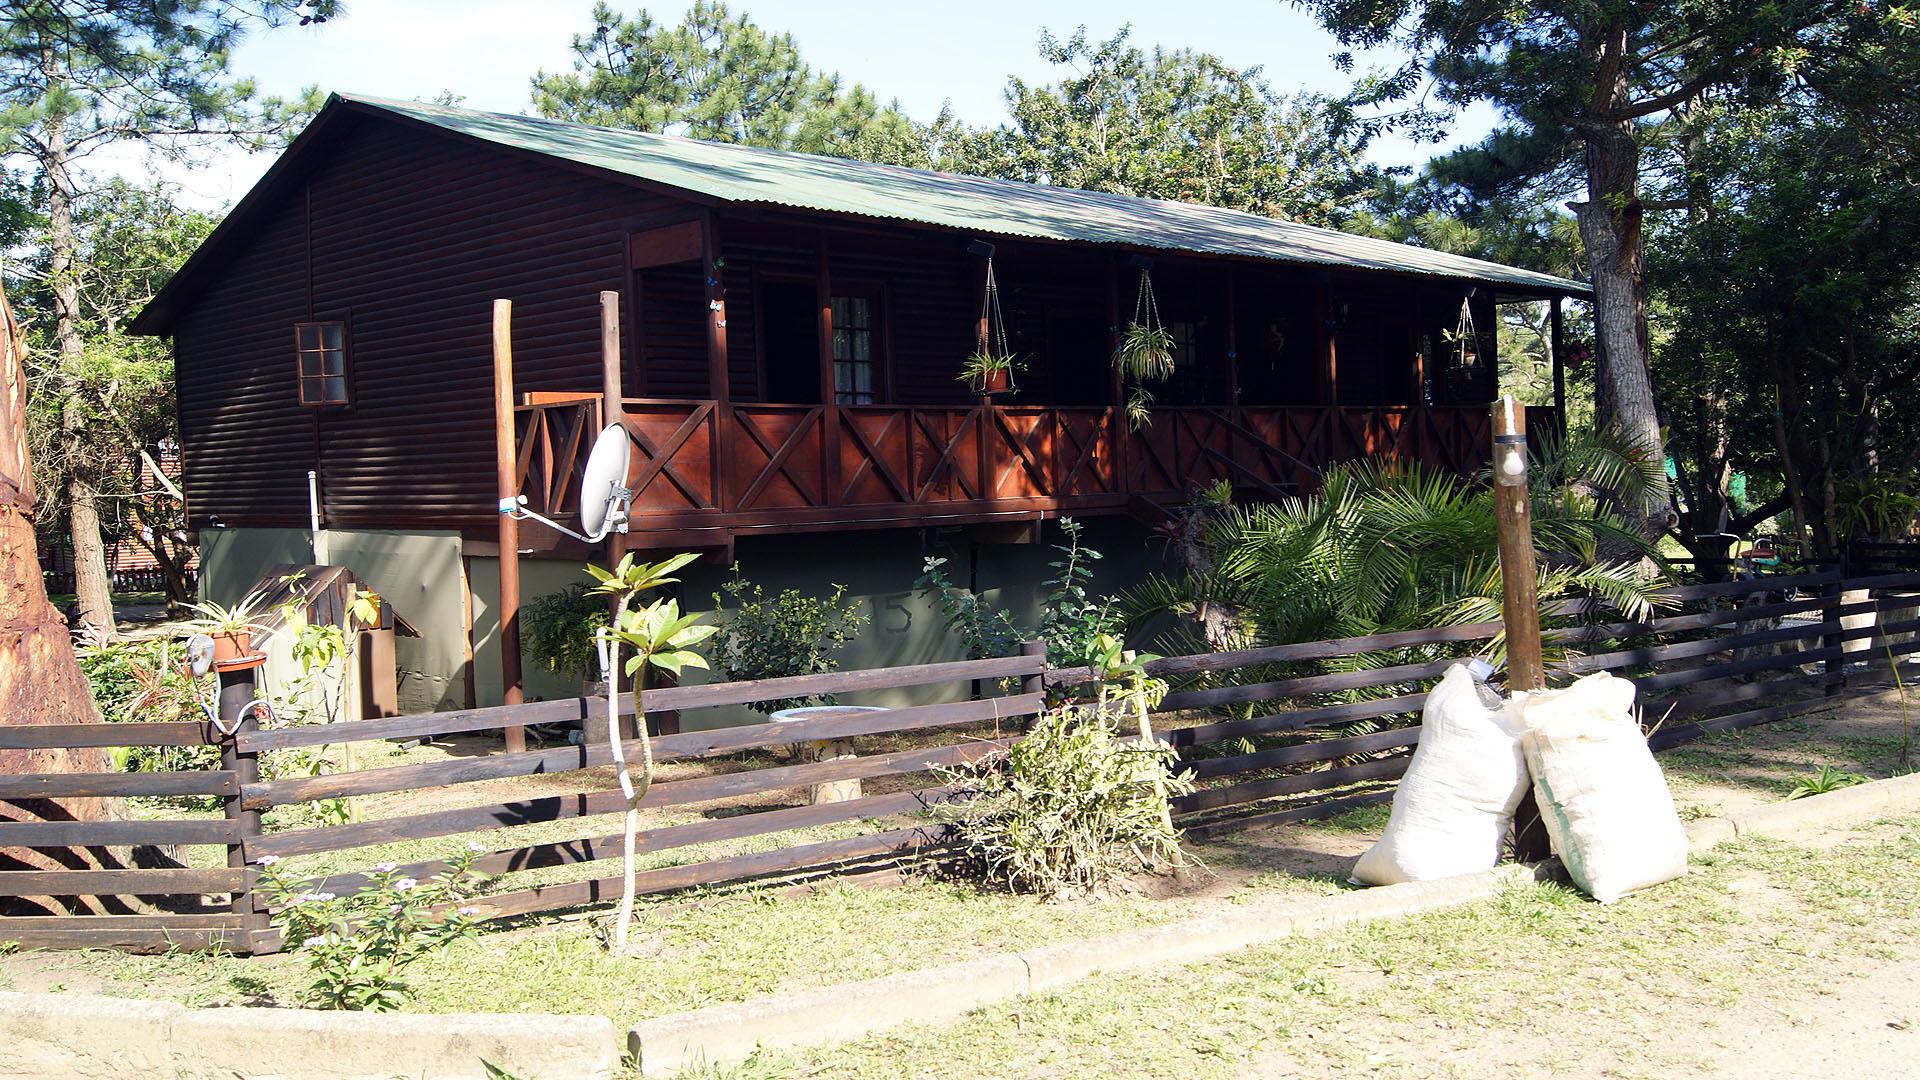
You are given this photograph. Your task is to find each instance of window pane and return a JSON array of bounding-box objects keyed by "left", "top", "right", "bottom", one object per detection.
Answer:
[
  {"left": 832, "top": 327, "right": 849, "bottom": 360},
  {"left": 300, "top": 350, "right": 320, "bottom": 378},
  {"left": 323, "top": 349, "right": 346, "bottom": 376},
  {"left": 847, "top": 298, "right": 870, "bottom": 328},
  {"left": 852, "top": 331, "right": 870, "bottom": 363},
  {"left": 321, "top": 323, "right": 344, "bottom": 350},
  {"left": 323, "top": 376, "right": 347, "bottom": 402},
  {"left": 853, "top": 363, "right": 873, "bottom": 392},
  {"left": 297, "top": 325, "right": 321, "bottom": 350},
  {"left": 831, "top": 297, "right": 847, "bottom": 325}
]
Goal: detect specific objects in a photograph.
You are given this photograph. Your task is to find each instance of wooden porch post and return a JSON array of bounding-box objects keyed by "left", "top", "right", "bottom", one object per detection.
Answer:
[
  {"left": 1107, "top": 259, "right": 1126, "bottom": 486},
  {"left": 816, "top": 230, "right": 841, "bottom": 505},
  {"left": 601, "top": 290, "right": 623, "bottom": 425},
  {"left": 1549, "top": 296, "right": 1566, "bottom": 421},
  {"left": 705, "top": 215, "right": 732, "bottom": 512},
  {"left": 491, "top": 299, "right": 526, "bottom": 753},
  {"left": 1223, "top": 266, "right": 1240, "bottom": 407},
  {"left": 1314, "top": 274, "right": 1339, "bottom": 406}
]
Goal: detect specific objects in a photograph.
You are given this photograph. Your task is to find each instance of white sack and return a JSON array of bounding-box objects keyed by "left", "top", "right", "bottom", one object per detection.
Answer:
[
  {"left": 1517, "top": 672, "right": 1688, "bottom": 903},
  {"left": 1351, "top": 662, "right": 1527, "bottom": 886}
]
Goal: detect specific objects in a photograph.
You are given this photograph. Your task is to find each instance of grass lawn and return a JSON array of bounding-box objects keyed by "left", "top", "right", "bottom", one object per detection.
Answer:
[
  {"left": 3, "top": 685, "right": 1913, "bottom": 1076},
  {"left": 756, "top": 816, "right": 1920, "bottom": 1079}
]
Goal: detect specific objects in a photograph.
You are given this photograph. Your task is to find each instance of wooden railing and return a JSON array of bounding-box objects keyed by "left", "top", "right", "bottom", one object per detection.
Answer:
[{"left": 516, "top": 397, "right": 1561, "bottom": 538}]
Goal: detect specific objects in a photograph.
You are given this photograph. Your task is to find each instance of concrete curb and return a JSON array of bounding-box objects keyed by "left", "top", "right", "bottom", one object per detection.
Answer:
[
  {"left": 0, "top": 991, "right": 619, "bottom": 1080},
  {"left": 1686, "top": 769, "right": 1920, "bottom": 848},
  {"left": 628, "top": 863, "right": 1549, "bottom": 1076},
  {"left": 632, "top": 770, "right": 1920, "bottom": 1077}
]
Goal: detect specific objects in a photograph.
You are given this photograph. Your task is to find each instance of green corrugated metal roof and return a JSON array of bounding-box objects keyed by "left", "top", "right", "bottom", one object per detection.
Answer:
[{"left": 346, "top": 94, "right": 1588, "bottom": 297}]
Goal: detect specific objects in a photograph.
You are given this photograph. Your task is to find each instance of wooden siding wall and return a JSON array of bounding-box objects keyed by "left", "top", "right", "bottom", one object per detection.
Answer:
[
  {"left": 173, "top": 113, "right": 682, "bottom": 533},
  {"left": 170, "top": 113, "right": 1494, "bottom": 536}
]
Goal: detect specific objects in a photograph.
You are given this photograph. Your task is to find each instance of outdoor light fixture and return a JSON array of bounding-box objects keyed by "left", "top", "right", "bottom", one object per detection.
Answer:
[{"left": 1493, "top": 399, "right": 1529, "bottom": 487}]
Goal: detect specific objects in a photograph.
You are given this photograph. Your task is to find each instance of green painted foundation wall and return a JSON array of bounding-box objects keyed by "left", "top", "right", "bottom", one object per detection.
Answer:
[
  {"left": 198, "top": 527, "right": 469, "bottom": 714},
  {"left": 203, "top": 519, "right": 1171, "bottom": 727}
]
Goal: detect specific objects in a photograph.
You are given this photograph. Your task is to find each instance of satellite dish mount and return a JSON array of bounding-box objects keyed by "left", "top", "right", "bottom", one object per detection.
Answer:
[{"left": 500, "top": 423, "right": 634, "bottom": 543}]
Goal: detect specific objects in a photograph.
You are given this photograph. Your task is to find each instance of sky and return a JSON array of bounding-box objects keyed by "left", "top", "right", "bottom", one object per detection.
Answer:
[{"left": 88, "top": 0, "right": 1501, "bottom": 211}]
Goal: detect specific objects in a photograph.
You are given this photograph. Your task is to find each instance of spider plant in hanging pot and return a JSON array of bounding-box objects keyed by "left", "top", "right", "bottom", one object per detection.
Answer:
[
  {"left": 958, "top": 351, "right": 1019, "bottom": 396},
  {"left": 1117, "top": 323, "right": 1176, "bottom": 382}
]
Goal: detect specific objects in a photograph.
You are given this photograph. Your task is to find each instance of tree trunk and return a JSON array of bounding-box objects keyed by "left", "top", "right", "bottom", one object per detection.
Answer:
[
  {"left": 1571, "top": 35, "right": 1667, "bottom": 541},
  {"left": 2, "top": 275, "right": 123, "bottom": 914},
  {"left": 41, "top": 76, "right": 116, "bottom": 638}
]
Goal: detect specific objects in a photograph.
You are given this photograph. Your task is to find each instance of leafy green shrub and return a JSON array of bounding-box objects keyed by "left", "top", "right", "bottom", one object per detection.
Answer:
[
  {"left": 709, "top": 568, "right": 866, "bottom": 713},
  {"left": 75, "top": 639, "right": 220, "bottom": 781},
  {"left": 917, "top": 517, "right": 1121, "bottom": 668},
  {"left": 257, "top": 849, "right": 486, "bottom": 1011},
  {"left": 521, "top": 584, "right": 610, "bottom": 681},
  {"left": 937, "top": 702, "right": 1193, "bottom": 897}
]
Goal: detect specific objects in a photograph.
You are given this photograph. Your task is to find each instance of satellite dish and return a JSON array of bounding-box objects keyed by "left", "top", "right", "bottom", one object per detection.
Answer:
[
  {"left": 185, "top": 634, "right": 216, "bottom": 678},
  {"left": 500, "top": 423, "right": 633, "bottom": 543},
  {"left": 578, "top": 423, "right": 633, "bottom": 540}
]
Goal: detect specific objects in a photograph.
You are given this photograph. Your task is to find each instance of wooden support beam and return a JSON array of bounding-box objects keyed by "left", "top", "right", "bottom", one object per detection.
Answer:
[
  {"left": 1550, "top": 295, "right": 1566, "bottom": 419},
  {"left": 705, "top": 215, "right": 732, "bottom": 520},
  {"left": 1107, "top": 261, "right": 1124, "bottom": 408},
  {"left": 1223, "top": 266, "right": 1240, "bottom": 406},
  {"left": 816, "top": 230, "right": 841, "bottom": 506},
  {"left": 1315, "top": 275, "right": 1338, "bottom": 405},
  {"left": 600, "top": 290, "right": 622, "bottom": 423},
  {"left": 491, "top": 299, "right": 526, "bottom": 752}
]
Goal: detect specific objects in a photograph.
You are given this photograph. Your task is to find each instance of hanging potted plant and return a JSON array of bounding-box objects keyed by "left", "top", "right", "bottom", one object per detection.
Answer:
[
  {"left": 1114, "top": 267, "right": 1175, "bottom": 427},
  {"left": 958, "top": 255, "right": 1018, "bottom": 396},
  {"left": 959, "top": 351, "right": 1019, "bottom": 395}
]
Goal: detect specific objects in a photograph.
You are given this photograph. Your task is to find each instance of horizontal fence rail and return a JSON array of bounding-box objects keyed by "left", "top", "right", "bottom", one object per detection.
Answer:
[{"left": 6, "top": 569, "right": 1919, "bottom": 953}]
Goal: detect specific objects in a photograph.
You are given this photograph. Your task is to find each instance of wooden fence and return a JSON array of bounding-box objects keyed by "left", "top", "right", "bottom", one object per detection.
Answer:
[{"left": 4, "top": 568, "right": 1919, "bottom": 953}]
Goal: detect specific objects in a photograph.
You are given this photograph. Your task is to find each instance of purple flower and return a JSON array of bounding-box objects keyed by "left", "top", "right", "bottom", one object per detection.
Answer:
[
  {"left": 393, "top": 878, "right": 417, "bottom": 892},
  {"left": 254, "top": 855, "right": 282, "bottom": 866},
  {"left": 373, "top": 862, "right": 397, "bottom": 873},
  {"left": 457, "top": 906, "right": 481, "bottom": 917}
]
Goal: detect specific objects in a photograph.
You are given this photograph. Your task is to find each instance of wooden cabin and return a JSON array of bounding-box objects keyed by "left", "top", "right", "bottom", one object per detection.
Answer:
[{"left": 133, "top": 94, "right": 1588, "bottom": 712}]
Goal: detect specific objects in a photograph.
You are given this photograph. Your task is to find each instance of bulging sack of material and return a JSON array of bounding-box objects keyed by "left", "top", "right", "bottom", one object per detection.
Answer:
[
  {"left": 1351, "top": 661, "right": 1527, "bottom": 886},
  {"left": 1517, "top": 672, "right": 1688, "bottom": 903}
]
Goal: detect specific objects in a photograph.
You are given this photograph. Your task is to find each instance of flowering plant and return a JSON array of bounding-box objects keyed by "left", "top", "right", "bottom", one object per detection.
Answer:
[{"left": 255, "top": 846, "right": 488, "bottom": 1011}]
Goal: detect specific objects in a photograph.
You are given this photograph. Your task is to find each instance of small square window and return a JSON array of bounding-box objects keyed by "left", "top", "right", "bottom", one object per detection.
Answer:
[{"left": 295, "top": 321, "right": 350, "bottom": 406}]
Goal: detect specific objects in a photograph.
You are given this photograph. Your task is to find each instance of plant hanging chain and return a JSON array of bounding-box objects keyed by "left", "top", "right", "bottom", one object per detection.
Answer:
[
  {"left": 1120, "top": 269, "right": 1176, "bottom": 382},
  {"left": 978, "top": 257, "right": 1009, "bottom": 360},
  {"left": 1452, "top": 295, "right": 1480, "bottom": 373}
]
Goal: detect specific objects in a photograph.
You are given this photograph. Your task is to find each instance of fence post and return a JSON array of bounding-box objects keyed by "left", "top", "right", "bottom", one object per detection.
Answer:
[
  {"left": 1822, "top": 577, "right": 1847, "bottom": 698},
  {"left": 1020, "top": 639, "right": 1046, "bottom": 700},
  {"left": 215, "top": 664, "right": 272, "bottom": 953}
]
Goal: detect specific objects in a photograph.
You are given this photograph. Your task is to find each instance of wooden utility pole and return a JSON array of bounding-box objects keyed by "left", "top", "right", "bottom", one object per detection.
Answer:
[
  {"left": 492, "top": 299, "right": 526, "bottom": 753},
  {"left": 1491, "top": 395, "right": 1549, "bottom": 860},
  {"left": 1491, "top": 396, "right": 1545, "bottom": 691}
]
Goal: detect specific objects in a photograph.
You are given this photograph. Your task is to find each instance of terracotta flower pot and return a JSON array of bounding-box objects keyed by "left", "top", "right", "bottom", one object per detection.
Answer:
[
  {"left": 975, "top": 367, "right": 1012, "bottom": 395},
  {"left": 210, "top": 629, "right": 255, "bottom": 663}
]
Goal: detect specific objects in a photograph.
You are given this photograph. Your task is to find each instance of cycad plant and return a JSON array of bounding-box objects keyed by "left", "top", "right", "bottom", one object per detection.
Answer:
[{"left": 1125, "top": 429, "right": 1670, "bottom": 674}]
